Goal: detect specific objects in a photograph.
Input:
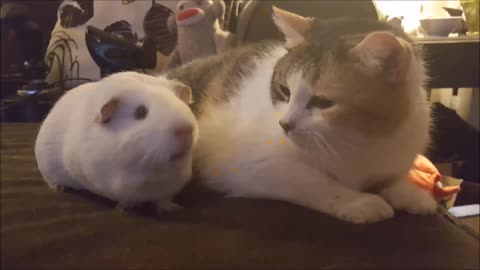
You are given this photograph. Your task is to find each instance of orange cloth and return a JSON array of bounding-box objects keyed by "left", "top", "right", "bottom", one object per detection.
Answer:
[{"left": 407, "top": 155, "right": 461, "bottom": 201}]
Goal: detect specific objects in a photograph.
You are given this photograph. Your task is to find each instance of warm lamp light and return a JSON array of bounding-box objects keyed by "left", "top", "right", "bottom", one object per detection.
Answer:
[{"left": 375, "top": 0, "right": 424, "bottom": 33}]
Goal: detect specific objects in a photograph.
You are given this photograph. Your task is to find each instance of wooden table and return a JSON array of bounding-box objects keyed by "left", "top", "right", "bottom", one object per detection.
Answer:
[{"left": 1, "top": 123, "right": 479, "bottom": 269}]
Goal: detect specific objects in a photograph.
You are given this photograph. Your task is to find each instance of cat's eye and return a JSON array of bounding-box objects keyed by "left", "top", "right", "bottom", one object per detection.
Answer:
[
  {"left": 307, "top": 97, "right": 335, "bottom": 110},
  {"left": 134, "top": 105, "right": 148, "bottom": 120},
  {"left": 279, "top": 85, "right": 291, "bottom": 101}
]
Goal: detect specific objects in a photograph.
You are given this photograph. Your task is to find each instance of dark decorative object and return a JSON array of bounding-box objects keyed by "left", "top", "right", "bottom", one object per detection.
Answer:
[
  {"left": 442, "top": 7, "right": 468, "bottom": 35},
  {"left": 427, "top": 103, "right": 479, "bottom": 183},
  {"left": 85, "top": 23, "right": 156, "bottom": 78},
  {"left": 104, "top": 20, "right": 138, "bottom": 42},
  {"left": 44, "top": 31, "right": 81, "bottom": 85},
  {"left": 59, "top": 0, "right": 94, "bottom": 28},
  {"left": 143, "top": 2, "right": 177, "bottom": 56},
  {"left": 443, "top": 7, "right": 464, "bottom": 16}
]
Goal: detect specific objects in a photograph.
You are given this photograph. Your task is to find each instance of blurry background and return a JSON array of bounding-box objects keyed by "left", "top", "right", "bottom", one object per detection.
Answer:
[{"left": 375, "top": 0, "right": 479, "bottom": 131}]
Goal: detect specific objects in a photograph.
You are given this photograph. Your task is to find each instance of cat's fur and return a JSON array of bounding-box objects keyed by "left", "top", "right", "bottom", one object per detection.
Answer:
[{"left": 167, "top": 7, "right": 437, "bottom": 223}]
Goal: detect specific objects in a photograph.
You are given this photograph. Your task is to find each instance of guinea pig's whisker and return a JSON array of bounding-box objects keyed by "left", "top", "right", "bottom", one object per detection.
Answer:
[{"left": 142, "top": 147, "right": 160, "bottom": 164}]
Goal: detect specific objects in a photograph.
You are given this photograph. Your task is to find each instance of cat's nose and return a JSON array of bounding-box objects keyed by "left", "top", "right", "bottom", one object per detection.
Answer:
[{"left": 279, "top": 121, "right": 295, "bottom": 133}]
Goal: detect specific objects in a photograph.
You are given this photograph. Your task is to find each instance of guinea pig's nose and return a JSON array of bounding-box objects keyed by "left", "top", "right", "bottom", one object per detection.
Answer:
[
  {"left": 170, "top": 124, "right": 194, "bottom": 161},
  {"left": 173, "top": 124, "right": 194, "bottom": 146}
]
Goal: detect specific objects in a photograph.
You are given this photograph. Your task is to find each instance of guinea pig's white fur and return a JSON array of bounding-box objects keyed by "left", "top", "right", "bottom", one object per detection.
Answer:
[{"left": 35, "top": 71, "right": 198, "bottom": 212}]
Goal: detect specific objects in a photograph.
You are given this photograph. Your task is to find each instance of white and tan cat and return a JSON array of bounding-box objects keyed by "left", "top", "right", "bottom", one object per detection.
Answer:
[{"left": 167, "top": 7, "right": 437, "bottom": 223}]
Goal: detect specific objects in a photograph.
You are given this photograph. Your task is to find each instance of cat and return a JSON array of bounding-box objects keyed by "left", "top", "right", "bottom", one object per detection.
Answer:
[{"left": 166, "top": 7, "right": 437, "bottom": 224}]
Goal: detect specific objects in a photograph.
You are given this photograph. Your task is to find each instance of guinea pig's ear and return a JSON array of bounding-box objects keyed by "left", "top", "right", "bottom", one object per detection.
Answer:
[
  {"left": 95, "top": 98, "right": 120, "bottom": 124},
  {"left": 172, "top": 82, "right": 193, "bottom": 105}
]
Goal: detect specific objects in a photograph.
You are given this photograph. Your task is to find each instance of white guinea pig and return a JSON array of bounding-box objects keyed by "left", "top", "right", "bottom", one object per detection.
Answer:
[{"left": 34, "top": 71, "right": 198, "bottom": 213}]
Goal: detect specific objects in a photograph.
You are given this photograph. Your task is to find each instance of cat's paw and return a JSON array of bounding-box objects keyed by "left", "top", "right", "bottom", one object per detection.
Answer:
[
  {"left": 381, "top": 180, "right": 438, "bottom": 215},
  {"left": 384, "top": 189, "right": 438, "bottom": 215},
  {"left": 335, "top": 193, "right": 394, "bottom": 224},
  {"left": 47, "top": 183, "right": 66, "bottom": 192},
  {"left": 405, "top": 194, "right": 438, "bottom": 215},
  {"left": 154, "top": 201, "right": 182, "bottom": 215},
  {"left": 115, "top": 201, "right": 137, "bottom": 212}
]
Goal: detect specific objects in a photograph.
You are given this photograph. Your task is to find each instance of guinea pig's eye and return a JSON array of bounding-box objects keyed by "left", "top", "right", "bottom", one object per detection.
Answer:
[
  {"left": 279, "top": 85, "right": 291, "bottom": 102},
  {"left": 179, "top": 4, "right": 185, "bottom": 10},
  {"left": 134, "top": 105, "right": 148, "bottom": 120},
  {"left": 195, "top": 1, "right": 202, "bottom": 5},
  {"left": 307, "top": 96, "right": 336, "bottom": 110}
]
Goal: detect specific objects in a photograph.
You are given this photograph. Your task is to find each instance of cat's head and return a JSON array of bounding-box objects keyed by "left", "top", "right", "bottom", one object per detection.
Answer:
[{"left": 270, "top": 7, "right": 426, "bottom": 147}]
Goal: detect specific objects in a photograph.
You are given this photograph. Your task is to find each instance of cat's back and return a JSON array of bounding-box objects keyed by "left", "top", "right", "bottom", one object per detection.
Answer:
[{"left": 167, "top": 41, "right": 280, "bottom": 113}]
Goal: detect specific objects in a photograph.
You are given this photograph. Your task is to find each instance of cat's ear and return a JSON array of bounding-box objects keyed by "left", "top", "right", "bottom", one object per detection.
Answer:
[
  {"left": 348, "top": 31, "right": 411, "bottom": 83},
  {"left": 272, "top": 6, "right": 313, "bottom": 48}
]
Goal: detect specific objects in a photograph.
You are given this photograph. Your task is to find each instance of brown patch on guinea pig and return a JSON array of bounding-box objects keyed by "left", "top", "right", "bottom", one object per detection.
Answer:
[{"left": 96, "top": 98, "right": 120, "bottom": 124}]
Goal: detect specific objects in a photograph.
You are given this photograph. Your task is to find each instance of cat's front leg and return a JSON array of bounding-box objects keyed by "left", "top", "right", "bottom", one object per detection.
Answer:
[
  {"left": 217, "top": 161, "right": 394, "bottom": 224},
  {"left": 333, "top": 192, "right": 394, "bottom": 224},
  {"left": 379, "top": 177, "right": 438, "bottom": 215}
]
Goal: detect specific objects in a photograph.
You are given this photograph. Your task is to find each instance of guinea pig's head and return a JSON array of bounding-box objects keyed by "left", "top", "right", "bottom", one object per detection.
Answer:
[{"left": 93, "top": 72, "right": 198, "bottom": 170}]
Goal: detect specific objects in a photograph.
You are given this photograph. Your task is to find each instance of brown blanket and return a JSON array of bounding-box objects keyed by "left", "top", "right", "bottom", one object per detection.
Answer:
[{"left": 1, "top": 123, "right": 479, "bottom": 269}]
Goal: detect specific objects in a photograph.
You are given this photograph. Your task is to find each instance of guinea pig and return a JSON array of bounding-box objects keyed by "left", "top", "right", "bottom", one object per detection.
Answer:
[{"left": 34, "top": 71, "right": 198, "bottom": 213}]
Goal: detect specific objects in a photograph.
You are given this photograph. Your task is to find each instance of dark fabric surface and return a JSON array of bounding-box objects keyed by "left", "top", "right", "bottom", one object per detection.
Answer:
[
  {"left": 1, "top": 123, "right": 479, "bottom": 270},
  {"left": 428, "top": 102, "right": 480, "bottom": 183},
  {"left": 456, "top": 181, "right": 480, "bottom": 206}
]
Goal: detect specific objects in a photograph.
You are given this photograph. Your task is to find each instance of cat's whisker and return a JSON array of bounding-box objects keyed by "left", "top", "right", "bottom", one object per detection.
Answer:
[
  {"left": 308, "top": 134, "right": 323, "bottom": 149},
  {"left": 301, "top": 131, "right": 330, "bottom": 154},
  {"left": 311, "top": 136, "right": 330, "bottom": 156},
  {"left": 312, "top": 131, "right": 344, "bottom": 162}
]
